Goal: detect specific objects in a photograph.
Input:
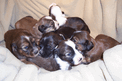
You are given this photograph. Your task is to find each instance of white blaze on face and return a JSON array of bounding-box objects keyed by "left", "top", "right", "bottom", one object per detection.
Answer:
[
  {"left": 24, "top": 36, "right": 30, "bottom": 41},
  {"left": 65, "top": 39, "right": 83, "bottom": 65}
]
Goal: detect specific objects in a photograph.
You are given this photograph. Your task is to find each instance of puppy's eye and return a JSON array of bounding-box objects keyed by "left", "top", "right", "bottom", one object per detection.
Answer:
[
  {"left": 66, "top": 53, "right": 72, "bottom": 57},
  {"left": 22, "top": 46, "right": 29, "bottom": 51},
  {"left": 75, "top": 46, "right": 78, "bottom": 50}
]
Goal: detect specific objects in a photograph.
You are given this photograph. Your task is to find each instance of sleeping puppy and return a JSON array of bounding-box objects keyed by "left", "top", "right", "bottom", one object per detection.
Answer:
[
  {"left": 53, "top": 39, "right": 84, "bottom": 70},
  {"left": 55, "top": 27, "right": 76, "bottom": 39},
  {"left": 28, "top": 39, "right": 84, "bottom": 71},
  {"left": 15, "top": 16, "right": 42, "bottom": 39},
  {"left": 36, "top": 16, "right": 59, "bottom": 34},
  {"left": 49, "top": 3, "right": 90, "bottom": 33},
  {"left": 4, "top": 29, "right": 40, "bottom": 61},
  {"left": 71, "top": 31, "right": 94, "bottom": 55},
  {"left": 81, "top": 34, "right": 120, "bottom": 64},
  {"left": 39, "top": 31, "right": 63, "bottom": 58}
]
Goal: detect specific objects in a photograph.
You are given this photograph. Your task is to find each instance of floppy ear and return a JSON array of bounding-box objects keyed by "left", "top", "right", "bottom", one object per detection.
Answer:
[
  {"left": 12, "top": 43, "right": 20, "bottom": 58},
  {"left": 71, "top": 36, "right": 78, "bottom": 42},
  {"left": 12, "top": 43, "right": 26, "bottom": 60},
  {"left": 12, "top": 43, "right": 17, "bottom": 53}
]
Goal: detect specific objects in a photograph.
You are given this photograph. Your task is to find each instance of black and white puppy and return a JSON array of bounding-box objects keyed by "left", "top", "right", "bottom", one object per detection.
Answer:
[
  {"left": 53, "top": 39, "right": 84, "bottom": 70},
  {"left": 27, "top": 39, "right": 83, "bottom": 71},
  {"left": 39, "top": 31, "right": 63, "bottom": 58},
  {"left": 34, "top": 16, "right": 59, "bottom": 34},
  {"left": 71, "top": 31, "right": 94, "bottom": 55},
  {"left": 49, "top": 3, "right": 90, "bottom": 33}
]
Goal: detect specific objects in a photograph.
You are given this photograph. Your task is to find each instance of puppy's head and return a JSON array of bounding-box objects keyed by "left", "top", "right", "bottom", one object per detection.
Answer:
[
  {"left": 5, "top": 29, "right": 40, "bottom": 59},
  {"left": 37, "top": 16, "right": 59, "bottom": 33},
  {"left": 39, "top": 32, "right": 63, "bottom": 58},
  {"left": 49, "top": 3, "right": 65, "bottom": 19},
  {"left": 49, "top": 3, "right": 66, "bottom": 26},
  {"left": 54, "top": 39, "right": 83, "bottom": 67},
  {"left": 71, "top": 31, "right": 94, "bottom": 55}
]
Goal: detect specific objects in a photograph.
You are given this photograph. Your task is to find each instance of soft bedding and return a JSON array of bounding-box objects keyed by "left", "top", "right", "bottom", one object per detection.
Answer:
[
  {"left": 0, "top": 0, "right": 122, "bottom": 81},
  {"left": 0, "top": 44, "right": 122, "bottom": 81}
]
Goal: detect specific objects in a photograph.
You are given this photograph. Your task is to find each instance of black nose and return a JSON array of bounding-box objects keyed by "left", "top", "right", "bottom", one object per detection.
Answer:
[{"left": 79, "top": 58, "right": 82, "bottom": 61}]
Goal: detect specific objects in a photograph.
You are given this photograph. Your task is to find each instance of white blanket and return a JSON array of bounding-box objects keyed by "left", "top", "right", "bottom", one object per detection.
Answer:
[{"left": 0, "top": 45, "right": 122, "bottom": 81}]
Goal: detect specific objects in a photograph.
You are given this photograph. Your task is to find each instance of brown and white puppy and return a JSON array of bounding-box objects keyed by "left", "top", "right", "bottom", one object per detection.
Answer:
[
  {"left": 39, "top": 31, "right": 63, "bottom": 58},
  {"left": 71, "top": 31, "right": 94, "bottom": 55},
  {"left": 15, "top": 16, "right": 42, "bottom": 39},
  {"left": 4, "top": 29, "right": 40, "bottom": 61},
  {"left": 49, "top": 3, "right": 90, "bottom": 33},
  {"left": 27, "top": 39, "right": 84, "bottom": 71},
  {"left": 81, "top": 34, "right": 120, "bottom": 64},
  {"left": 36, "top": 16, "right": 59, "bottom": 34},
  {"left": 53, "top": 39, "right": 84, "bottom": 70}
]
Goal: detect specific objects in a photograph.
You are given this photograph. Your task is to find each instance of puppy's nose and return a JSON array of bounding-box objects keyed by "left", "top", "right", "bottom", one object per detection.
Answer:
[
  {"left": 78, "top": 58, "right": 82, "bottom": 62},
  {"left": 79, "top": 58, "right": 82, "bottom": 61},
  {"left": 33, "top": 47, "right": 39, "bottom": 54}
]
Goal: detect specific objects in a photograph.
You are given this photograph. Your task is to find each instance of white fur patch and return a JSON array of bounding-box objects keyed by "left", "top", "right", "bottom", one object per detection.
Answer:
[
  {"left": 55, "top": 55, "right": 70, "bottom": 70},
  {"left": 45, "top": 16, "right": 52, "bottom": 20},
  {"left": 24, "top": 36, "right": 30, "bottom": 41},
  {"left": 51, "top": 5, "right": 63, "bottom": 16},
  {"left": 50, "top": 3, "right": 67, "bottom": 26},
  {"left": 65, "top": 39, "right": 83, "bottom": 65},
  {"left": 56, "top": 16, "right": 67, "bottom": 26},
  {"left": 53, "top": 20, "right": 59, "bottom": 29}
]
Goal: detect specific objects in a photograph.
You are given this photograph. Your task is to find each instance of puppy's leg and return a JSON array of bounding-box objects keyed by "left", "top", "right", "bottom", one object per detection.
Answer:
[{"left": 20, "top": 59, "right": 40, "bottom": 69}]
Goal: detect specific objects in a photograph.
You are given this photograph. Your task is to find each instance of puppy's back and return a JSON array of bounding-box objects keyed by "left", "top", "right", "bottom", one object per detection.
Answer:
[{"left": 95, "top": 34, "right": 120, "bottom": 50}]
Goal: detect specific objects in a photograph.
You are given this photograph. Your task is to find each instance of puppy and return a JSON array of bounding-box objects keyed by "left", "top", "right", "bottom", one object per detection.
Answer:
[
  {"left": 39, "top": 31, "right": 63, "bottom": 58},
  {"left": 27, "top": 39, "right": 83, "bottom": 71},
  {"left": 49, "top": 3, "right": 90, "bottom": 33},
  {"left": 36, "top": 16, "right": 59, "bottom": 34},
  {"left": 81, "top": 34, "right": 120, "bottom": 64},
  {"left": 71, "top": 31, "right": 94, "bottom": 55},
  {"left": 55, "top": 27, "right": 76, "bottom": 39},
  {"left": 53, "top": 39, "right": 84, "bottom": 70},
  {"left": 26, "top": 56, "right": 60, "bottom": 71},
  {"left": 4, "top": 29, "right": 40, "bottom": 60},
  {"left": 15, "top": 16, "right": 42, "bottom": 39}
]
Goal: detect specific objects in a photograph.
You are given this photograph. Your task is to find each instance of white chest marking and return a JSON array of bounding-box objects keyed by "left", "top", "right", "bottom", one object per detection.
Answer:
[
  {"left": 55, "top": 55, "right": 70, "bottom": 70},
  {"left": 24, "top": 36, "right": 30, "bottom": 41}
]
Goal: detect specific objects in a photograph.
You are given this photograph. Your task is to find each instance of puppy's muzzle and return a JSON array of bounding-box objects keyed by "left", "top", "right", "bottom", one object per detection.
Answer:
[{"left": 32, "top": 47, "right": 40, "bottom": 57}]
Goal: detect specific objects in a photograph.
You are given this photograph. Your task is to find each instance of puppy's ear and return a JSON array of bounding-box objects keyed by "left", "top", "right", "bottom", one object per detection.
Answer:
[
  {"left": 12, "top": 43, "right": 19, "bottom": 58},
  {"left": 12, "top": 43, "right": 26, "bottom": 60},
  {"left": 12, "top": 43, "right": 17, "bottom": 52},
  {"left": 71, "top": 36, "right": 78, "bottom": 42},
  {"left": 38, "top": 25, "right": 46, "bottom": 33}
]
